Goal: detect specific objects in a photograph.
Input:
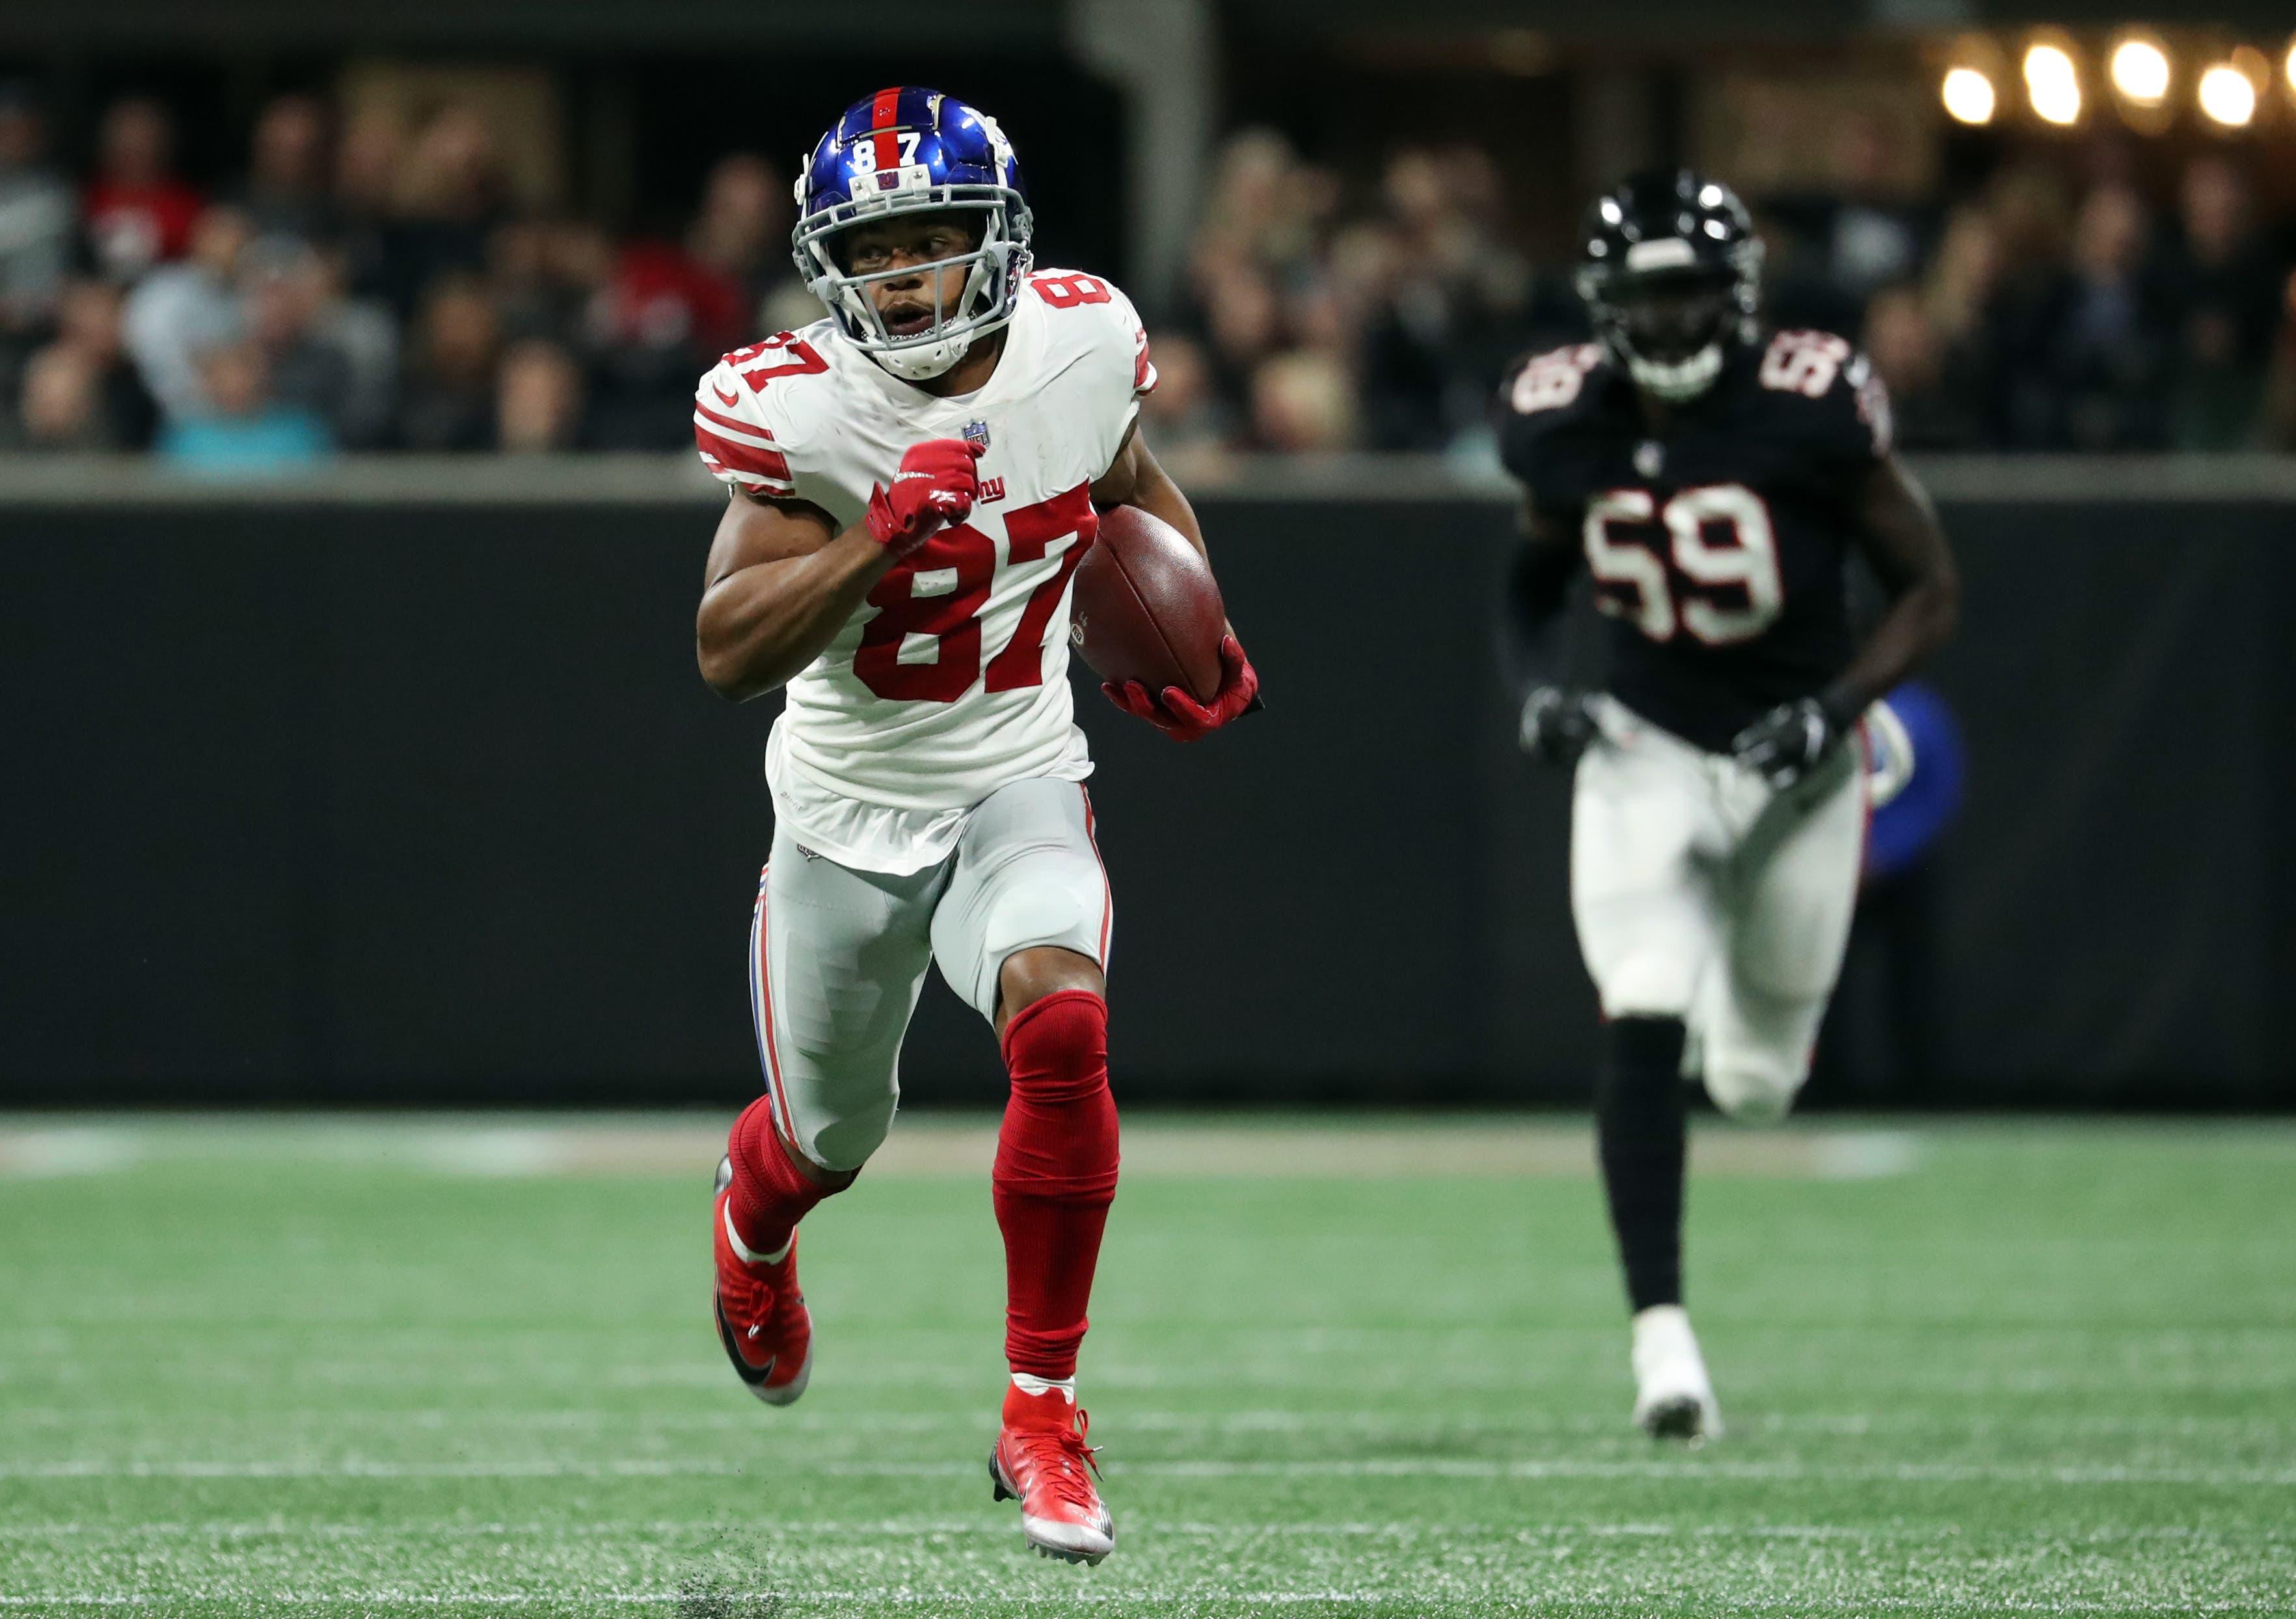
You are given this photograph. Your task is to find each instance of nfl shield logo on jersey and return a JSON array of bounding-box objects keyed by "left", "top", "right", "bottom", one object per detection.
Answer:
[{"left": 963, "top": 419, "right": 992, "bottom": 452}]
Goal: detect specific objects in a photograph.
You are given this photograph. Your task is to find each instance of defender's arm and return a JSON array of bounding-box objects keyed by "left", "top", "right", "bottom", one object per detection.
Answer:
[
  {"left": 1819, "top": 453, "right": 1960, "bottom": 721},
  {"left": 695, "top": 491, "right": 889, "bottom": 702},
  {"left": 1500, "top": 500, "right": 1585, "bottom": 700},
  {"left": 1500, "top": 500, "right": 1598, "bottom": 766}
]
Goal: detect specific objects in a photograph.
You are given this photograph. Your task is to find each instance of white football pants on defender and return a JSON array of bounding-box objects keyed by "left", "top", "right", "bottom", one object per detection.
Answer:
[
  {"left": 1571, "top": 699, "right": 1865, "bottom": 1123},
  {"left": 750, "top": 778, "right": 1113, "bottom": 1173}
]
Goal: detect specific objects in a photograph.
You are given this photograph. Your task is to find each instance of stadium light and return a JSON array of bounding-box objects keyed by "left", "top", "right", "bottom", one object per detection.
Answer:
[
  {"left": 1941, "top": 66, "right": 1998, "bottom": 126},
  {"left": 2286, "top": 38, "right": 2296, "bottom": 98},
  {"left": 2109, "top": 38, "right": 2171, "bottom": 106},
  {"left": 2198, "top": 62, "right": 2258, "bottom": 127},
  {"left": 2023, "top": 44, "right": 2082, "bottom": 126}
]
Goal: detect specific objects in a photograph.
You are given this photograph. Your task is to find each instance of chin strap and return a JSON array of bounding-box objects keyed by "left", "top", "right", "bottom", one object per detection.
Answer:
[{"left": 871, "top": 330, "right": 974, "bottom": 382}]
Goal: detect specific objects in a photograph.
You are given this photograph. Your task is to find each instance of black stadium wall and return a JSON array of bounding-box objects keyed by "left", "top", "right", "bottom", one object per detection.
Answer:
[{"left": 5, "top": 464, "right": 2292, "bottom": 1111}]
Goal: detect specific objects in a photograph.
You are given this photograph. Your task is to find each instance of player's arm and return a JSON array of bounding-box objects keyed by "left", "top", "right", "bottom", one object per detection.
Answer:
[
  {"left": 1502, "top": 499, "right": 1597, "bottom": 765},
  {"left": 696, "top": 437, "right": 984, "bottom": 700},
  {"left": 696, "top": 491, "right": 887, "bottom": 701},
  {"left": 1732, "top": 453, "right": 1960, "bottom": 786},
  {"left": 1822, "top": 453, "right": 1960, "bottom": 718},
  {"left": 1091, "top": 421, "right": 1204, "bottom": 559},
  {"left": 1088, "top": 421, "right": 1260, "bottom": 738}
]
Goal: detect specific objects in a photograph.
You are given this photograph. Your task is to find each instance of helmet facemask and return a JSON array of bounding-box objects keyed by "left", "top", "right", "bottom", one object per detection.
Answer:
[
  {"left": 793, "top": 190, "right": 1034, "bottom": 382},
  {"left": 1578, "top": 237, "right": 1763, "bottom": 403}
]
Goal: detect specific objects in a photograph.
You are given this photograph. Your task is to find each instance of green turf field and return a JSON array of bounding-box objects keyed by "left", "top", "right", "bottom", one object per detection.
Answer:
[{"left": 2, "top": 1116, "right": 2291, "bottom": 1616}]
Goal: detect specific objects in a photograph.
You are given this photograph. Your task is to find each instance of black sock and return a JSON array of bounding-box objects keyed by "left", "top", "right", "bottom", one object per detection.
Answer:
[{"left": 1596, "top": 1015, "right": 1688, "bottom": 1314}]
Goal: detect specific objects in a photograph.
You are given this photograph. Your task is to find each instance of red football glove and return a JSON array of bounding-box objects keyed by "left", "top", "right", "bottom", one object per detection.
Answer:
[
  {"left": 1102, "top": 634, "right": 1260, "bottom": 743},
  {"left": 865, "top": 438, "right": 982, "bottom": 558}
]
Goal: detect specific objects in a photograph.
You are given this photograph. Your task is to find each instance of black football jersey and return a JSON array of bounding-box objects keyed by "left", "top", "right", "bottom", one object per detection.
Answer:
[{"left": 1497, "top": 330, "right": 1892, "bottom": 753}]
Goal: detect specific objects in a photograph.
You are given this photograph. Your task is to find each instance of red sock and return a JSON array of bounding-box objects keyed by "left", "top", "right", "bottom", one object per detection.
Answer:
[
  {"left": 725, "top": 1097, "right": 837, "bottom": 1257},
  {"left": 994, "top": 989, "right": 1120, "bottom": 1380}
]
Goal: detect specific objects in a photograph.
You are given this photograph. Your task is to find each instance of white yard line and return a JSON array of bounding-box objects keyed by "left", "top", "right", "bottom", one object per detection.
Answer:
[
  {"left": 3, "top": 1457, "right": 2291, "bottom": 1485},
  {"left": 0, "top": 1594, "right": 2275, "bottom": 1613},
  {"left": 0, "top": 1119, "right": 1927, "bottom": 1181},
  {"left": 3, "top": 1517, "right": 2280, "bottom": 1544}
]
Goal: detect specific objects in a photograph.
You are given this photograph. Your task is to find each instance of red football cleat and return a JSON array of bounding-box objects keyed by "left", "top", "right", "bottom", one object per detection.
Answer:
[
  {"left": 989, "top": 1383, "right": 1115, "bottom": 1564},
  {"left": 712, "top": 1168, "right": 812, "bottom": 1408}
]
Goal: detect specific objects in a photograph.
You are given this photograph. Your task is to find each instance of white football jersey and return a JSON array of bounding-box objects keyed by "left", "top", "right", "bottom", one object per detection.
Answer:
[{"left": 695, "top": 269, "right": 1157, "bottom": 874}]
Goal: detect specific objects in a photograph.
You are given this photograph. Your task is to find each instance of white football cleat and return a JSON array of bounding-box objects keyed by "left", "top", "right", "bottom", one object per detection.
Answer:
[{"left": 1630, "top": 1304, "right": 1723, "bottom": 1443}]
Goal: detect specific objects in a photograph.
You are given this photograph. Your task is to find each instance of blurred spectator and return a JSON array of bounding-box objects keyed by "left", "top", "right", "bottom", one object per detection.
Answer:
[
  {"left": 1819, "top": 117, "right": 1928, "bottom": 304},
  {"left": 83, "top": 97, "right": 204, "bottom": 282},
  {"left": 381, "top": 105, "right": 507, "bottom": 314},
  {"left": 36, "top": 276, "right": 159, "bottom": 448},
  {"left": 241, "top": 239, "right": 358, "bottom": 440},
  {"left": 1863, "top": 284, "right": 1971, "bottom": 450},
  {"left": 308, "top": 245, "right": 399, "bottom": 449},
  {"left": 1985, "top": 182, "right": 2174, "bottom": 450},
  {"left": 234, "top": 94, "right": 338, "bottom": 248},
  {"left": 396, "top": 272, "right": 499, "bottom": 451},
  {"left": 688, "top": 153, "right": 798, "bottom": 321},
  {"left": 1251, "top": 350, "right": 1355, "bottom": 451},
  {"left": 156, "top": 339, "right": 331, "bottom": 473},
  {"left": 0, "top": 83, "right": 74, "bottom": 339},
  {"left": 1137, "top": 333, "right": 1231, "bottom": 456},
  {"left": 6, "top": 344, "right": 105, "bottom": 449},
  {"left": 584, "top": 234, "right": 744, "bottom": 449},
  {"left": 332, "top": 107, "right": 403, "bottom": 302},
  {"left": 495, "top": 338, "right": 586, "bottom": 452},
  {"left": 122, "top": 204, "right": 250, "bottom": 422},
  {"left": 2161, "top": 157, "right": 2284, "bottom": 451}
]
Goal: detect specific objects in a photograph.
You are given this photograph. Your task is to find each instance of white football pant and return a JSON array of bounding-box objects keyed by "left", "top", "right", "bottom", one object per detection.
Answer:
[
  {"left": 750, "top": 777, "right": 1113, "bottom": 1172},
  {"left": 1570, "top": 699, "right": 1865, "bottom": 1123}
]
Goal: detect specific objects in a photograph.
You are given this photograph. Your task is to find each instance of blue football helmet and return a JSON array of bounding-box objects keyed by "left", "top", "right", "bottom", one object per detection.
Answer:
[{"left": 792, "top": 87, "right": 1034, "bottom": 381}]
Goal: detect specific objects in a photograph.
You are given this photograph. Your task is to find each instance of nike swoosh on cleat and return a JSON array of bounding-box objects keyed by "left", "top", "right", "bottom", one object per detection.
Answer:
[{"left": 713, "top": 1295, "right": 776, "bottom": 1386}]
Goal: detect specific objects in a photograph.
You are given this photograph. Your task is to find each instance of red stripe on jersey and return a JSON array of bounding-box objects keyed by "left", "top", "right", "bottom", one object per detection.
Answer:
[
  {"left": 693, "top": 397, "right": 777, "bottom": 442},
  {"left": 871, "top": 87, "right": 901, "bottom": 171},
  {"left": 694, "top": 423, "right": 793, "bottom": 486}
]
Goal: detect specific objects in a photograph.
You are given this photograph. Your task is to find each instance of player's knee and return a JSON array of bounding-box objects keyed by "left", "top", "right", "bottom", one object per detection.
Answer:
[
  {"left": 999, "top": 986, "right": 1109, "bottom": 1101},
  {"left": 1599, "top": 954, "right": 1701, "bottom": 1022},
  {"left": 802, "top": 1101, "right": 895, "bottom": 1177},
  {"left": 1703, "top": 1051, "right": 1805, "bottom": 1125}
]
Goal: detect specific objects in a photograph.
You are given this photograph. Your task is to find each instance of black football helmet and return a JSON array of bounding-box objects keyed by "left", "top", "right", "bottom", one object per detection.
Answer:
[{"left": 1576, "top": 170, "right": 1763, "bottom": 403}]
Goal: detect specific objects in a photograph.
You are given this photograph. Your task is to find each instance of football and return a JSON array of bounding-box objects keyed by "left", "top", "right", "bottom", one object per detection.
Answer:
[{"left": 1070, "top": 505, "right": 1228, "bottom": 703}]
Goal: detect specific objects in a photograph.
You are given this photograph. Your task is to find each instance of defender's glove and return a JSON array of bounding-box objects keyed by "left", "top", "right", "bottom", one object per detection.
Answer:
[
  {"left": 1518, "top": 686, "right": 1597, "bottom": 766},
  {"left": 1731, "top": 695, "right": 1854, "bottom": 790},
  {"left": 1103, "top": 634, "right": 1260, "bottom": 743},
  {"left": 865, "top": 438, "right": 982, "bottom": 559}
]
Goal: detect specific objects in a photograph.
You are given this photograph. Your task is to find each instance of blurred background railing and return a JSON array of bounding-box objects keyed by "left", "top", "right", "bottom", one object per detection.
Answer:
[{"left": 8, "top": 457, "right": 2291, "bottom": 1112}]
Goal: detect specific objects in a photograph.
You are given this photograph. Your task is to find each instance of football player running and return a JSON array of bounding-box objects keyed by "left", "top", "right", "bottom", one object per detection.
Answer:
[
  {"left": 691, "top": 88, "right": 1258, "bottom": 1564},
  {"left": 1496, "top": 171, "right": 1958, "bottom": 1441}
]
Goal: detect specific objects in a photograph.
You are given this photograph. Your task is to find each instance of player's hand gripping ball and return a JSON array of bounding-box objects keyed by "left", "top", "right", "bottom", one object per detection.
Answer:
[
  {"left": 1519, "top": 686, "right": 1597, "bottom": 766},
  {"left": 1103, "top": 634, "right": 1260, "bottom": 743},
  {"left": 1732, "top": 696, "right": 1846, "bottom": 790},
  {"left": 865, "top": 438, "right": 984, "bottom": 559}
]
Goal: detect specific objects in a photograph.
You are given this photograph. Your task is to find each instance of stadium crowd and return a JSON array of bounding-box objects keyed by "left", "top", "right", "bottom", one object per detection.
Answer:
[{"left": 3, "top": 83, "right": 2293, "bottom": 466}]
